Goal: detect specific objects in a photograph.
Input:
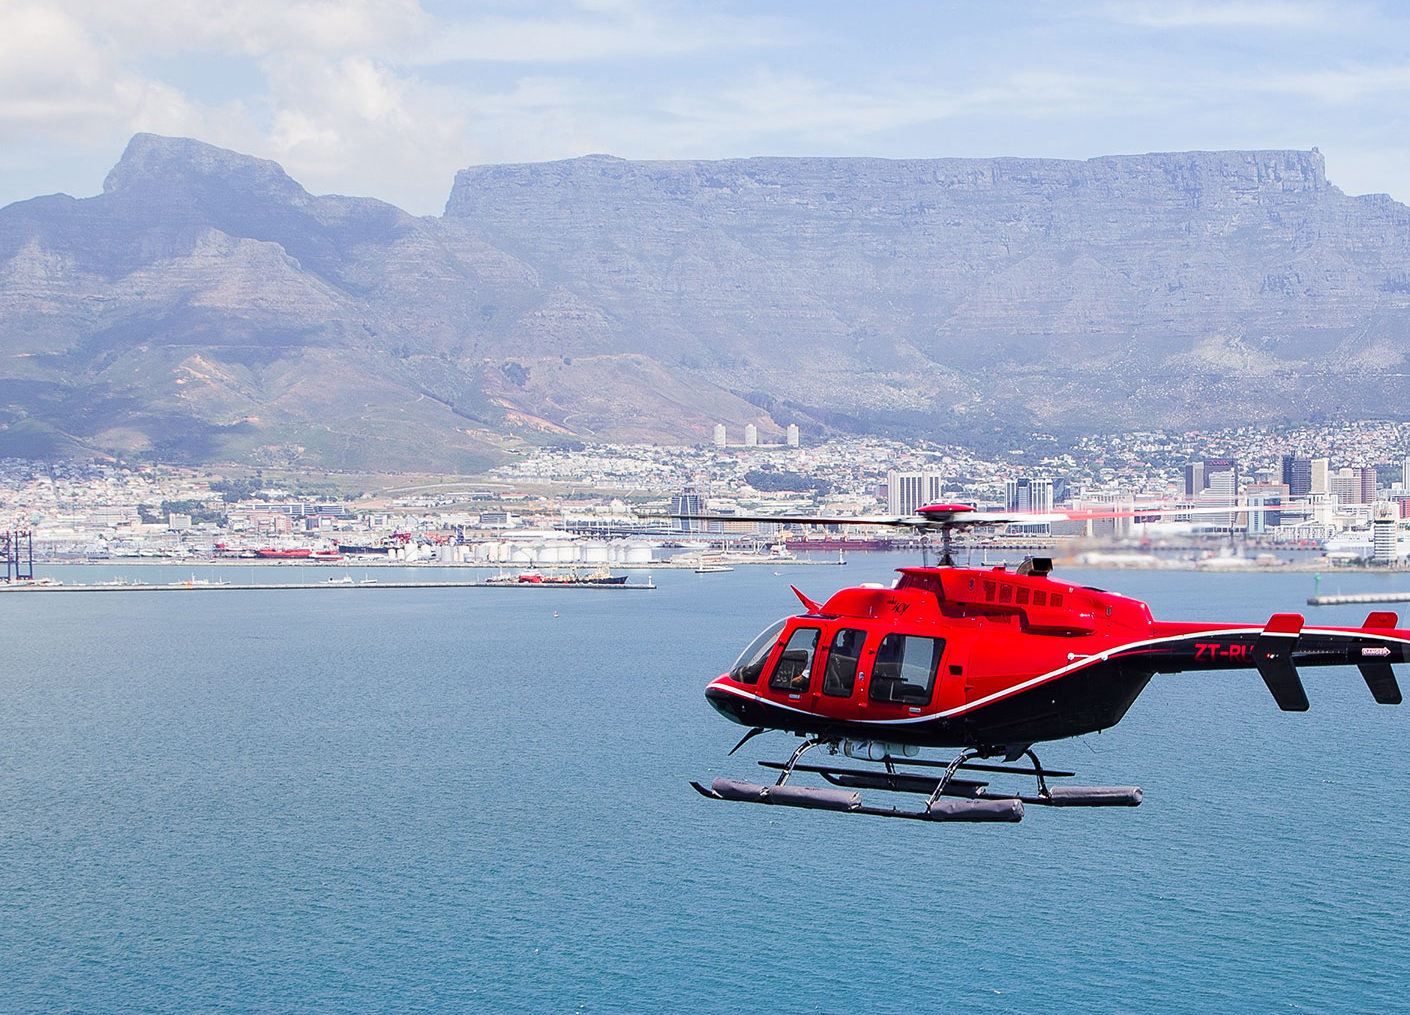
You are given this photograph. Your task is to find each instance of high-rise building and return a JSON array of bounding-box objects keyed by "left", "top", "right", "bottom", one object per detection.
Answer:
[
  {"left": 887, "top": 470, "right": 944, "bottom": 517},
  {"left": 1373, "top": 502, "right": 1399, "bottom": 563},
  {"left": 1204, "top": 464, "right": 1239, "bottom": 529},
  {"left": 1361, "top": 466, "right": 1378, "bottom": 505},
  {"left": 1310, "top": 458, "right": 1330, "bottom": 494},
  {"left": 1204, "top": 458, "right": 1238, "bottom": 492},
  {"left": 1283, "top": 455, "right": 1313, "bottom": 497},
  {"left": 1245, "top": 483, "right": 1287, "bottom": 531},
  {"left": 713, "top": 424, "right": 726, "bottom": 448},
  {"left": 671, "top": 487, "right": 705, "bottom": 533},
  {"left": 1329, "top": 467, "right": 1377, "bottom": 505},
  {"left": 1330, "top": 468, "right": 1360, "bottom": 505},
  {"left": 1184, "top": 462, "right": 1205, "bottom": 497},
  {"left": 744, "top": 424, "right": 758, "bottom": 447},
  {"left": 1004, "top": 477, "right": 1054, "bottom": 514},
  {"left": 786, "top": 424, "right": 800, "bottom": 448},
  {"left": 1005, "top": 476, "right": 1054, "bottom": 533}
]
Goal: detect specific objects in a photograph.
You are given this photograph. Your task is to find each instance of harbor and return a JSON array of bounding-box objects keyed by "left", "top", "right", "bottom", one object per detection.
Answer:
[
  {"left": 0, "top": 575, "right": 657, "bottom": 593},
  {"left": 1306, "top": 591, "right": 1410, "bottom": 606}
]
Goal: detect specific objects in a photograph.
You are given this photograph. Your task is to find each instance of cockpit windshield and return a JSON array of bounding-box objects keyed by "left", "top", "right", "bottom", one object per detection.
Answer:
[{"left": 728, "top": 618, "right": 788, "bottom": 685}]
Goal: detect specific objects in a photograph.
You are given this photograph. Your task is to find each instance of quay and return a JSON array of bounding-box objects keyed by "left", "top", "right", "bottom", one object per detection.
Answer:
[
  {"left": 1307, "top": 591, "right": 1410, "bottom": 606},
  {"left": 0, "top": 578, "right": 656, "bottom": 593}
]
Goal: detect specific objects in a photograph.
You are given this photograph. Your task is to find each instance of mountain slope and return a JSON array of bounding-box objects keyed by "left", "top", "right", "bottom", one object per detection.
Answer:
[{"left": 2, "top": 136, "right": 1409, "bottom": 467}]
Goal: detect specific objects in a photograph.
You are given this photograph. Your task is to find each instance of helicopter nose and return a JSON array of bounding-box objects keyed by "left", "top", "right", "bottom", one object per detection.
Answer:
[{"left": 705, "top": 677, "right": 750, "bottom": 725}]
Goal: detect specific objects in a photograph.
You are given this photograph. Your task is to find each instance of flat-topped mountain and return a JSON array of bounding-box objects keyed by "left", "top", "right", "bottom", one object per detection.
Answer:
[{"left": 2, "top": 136, "right": 1408, "bottom": 468}]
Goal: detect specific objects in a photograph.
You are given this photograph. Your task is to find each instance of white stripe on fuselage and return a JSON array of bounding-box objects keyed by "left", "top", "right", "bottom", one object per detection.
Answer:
[{"left": 709, "top": 626, "right": 1410, "bottom": 727}]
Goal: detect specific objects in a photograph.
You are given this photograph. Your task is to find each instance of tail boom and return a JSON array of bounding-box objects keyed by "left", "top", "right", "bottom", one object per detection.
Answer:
[{"left": 1148, "top": 612, "right": 1409, "bottom": 710}]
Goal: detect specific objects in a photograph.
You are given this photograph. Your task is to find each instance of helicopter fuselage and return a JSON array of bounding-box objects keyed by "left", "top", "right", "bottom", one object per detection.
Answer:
[{"left": 705, "top": 564, "right": 1409, "bottom": 754}]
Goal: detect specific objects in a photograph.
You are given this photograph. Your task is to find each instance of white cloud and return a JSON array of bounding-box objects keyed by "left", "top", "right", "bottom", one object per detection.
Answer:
[
  {"left": 1105, "top": 0, "right": 1342, "bottom": 30},
  {"left": 43, "top": 0, "right": 429, "bottom": 58},
  {"left": 418, "top": 4, "right": 785, "bottom": 65},
  {"left": 0, "top": 4, "right": 114, "bottom": 125},
  {"left": 646, "top": 67, "right": 1131, "bottom": 156},
  {"left": 252, "top": 53, "right": 473, "bottom": 209},
  {"left": 4, "top": 0, "right": 1410, "bottom": 213},
  {"left": 1251, "top": 64, "right": 1410, "bottom": 104},
  {"left": 1323, "top": 144, "right": 1410, "bottom": 198}
]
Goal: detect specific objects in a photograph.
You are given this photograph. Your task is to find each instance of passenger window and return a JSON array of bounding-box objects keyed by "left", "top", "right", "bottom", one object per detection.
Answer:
[
  {"left": 822, "top": 628, "right": 866, "bottom": 697},
  {"left": 868, "top": 634, "right": 944, "bottom": 705},
  {"left": 768, "top": 627, "right": 820, "bottom": 693}
]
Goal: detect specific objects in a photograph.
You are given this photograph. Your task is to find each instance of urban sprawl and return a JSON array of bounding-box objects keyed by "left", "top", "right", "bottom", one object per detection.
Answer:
[{"left": 5, "top": 420, "right": 1410, "bottom": 570}]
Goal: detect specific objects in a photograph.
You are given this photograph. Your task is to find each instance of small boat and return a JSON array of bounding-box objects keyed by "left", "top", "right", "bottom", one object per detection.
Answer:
[{"left": 695, "top": 562, "right": 734, "bottom": 573}]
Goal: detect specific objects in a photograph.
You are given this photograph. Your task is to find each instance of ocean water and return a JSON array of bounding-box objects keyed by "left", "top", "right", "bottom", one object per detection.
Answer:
[{"left": 1, "top": 557, "right": 1408, "bottom": 1014}]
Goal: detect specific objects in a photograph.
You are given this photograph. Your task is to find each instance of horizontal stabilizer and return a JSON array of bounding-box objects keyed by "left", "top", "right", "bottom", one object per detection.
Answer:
[
  {"left": 1255, "top": 613, "right": 1309, "bottom": 711},
  {"left": 1357, "top": 660, "right": 1403, "bottom": 705},
  {"left": 1364, "top": 611, "right": 1399, "bottom": 629}
]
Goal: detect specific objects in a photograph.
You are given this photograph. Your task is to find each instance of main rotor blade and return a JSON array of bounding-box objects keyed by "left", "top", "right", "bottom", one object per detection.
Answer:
[{"left": 646, "top": 499, "right": 1274, "bottom": 533}]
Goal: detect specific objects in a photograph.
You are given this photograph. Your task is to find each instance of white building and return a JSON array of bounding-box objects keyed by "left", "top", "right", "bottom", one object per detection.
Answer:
[
  {"left": 1004, "top": 477, "right": 1053, "bottom": 533},
  {"left": 1373, "top": 502, "right": 1399, "bottom": 563},
  {"left": 887, "top": 470, "right": 944, "bottom": 517}
]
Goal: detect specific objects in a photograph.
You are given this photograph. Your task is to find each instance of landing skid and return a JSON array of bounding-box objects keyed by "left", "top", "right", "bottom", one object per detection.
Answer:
[{"left": 691, "top": 739, "right": 1142, "bottom": 822}]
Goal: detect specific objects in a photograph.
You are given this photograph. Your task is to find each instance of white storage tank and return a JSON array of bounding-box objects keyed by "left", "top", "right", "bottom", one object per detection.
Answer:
[{"left": 580, "top": 541, "right": 610, "bottom": 563}]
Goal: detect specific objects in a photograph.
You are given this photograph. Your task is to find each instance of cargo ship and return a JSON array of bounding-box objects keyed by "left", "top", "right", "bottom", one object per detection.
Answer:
[
  {"left": 254, "top": 546, "right": 342, "bottom": 561},
  {"left": 490, "top": 569, "right": 630, "bottom": 586}
]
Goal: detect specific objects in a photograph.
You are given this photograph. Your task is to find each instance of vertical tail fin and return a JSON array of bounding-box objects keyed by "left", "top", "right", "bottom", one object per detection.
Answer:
[{"left": 1356, "top": 612, "right": 1403, "bottom": 704}]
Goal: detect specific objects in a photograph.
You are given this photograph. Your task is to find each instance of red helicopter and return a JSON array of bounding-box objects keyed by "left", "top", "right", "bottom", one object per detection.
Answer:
[{"left": 690, "top": 504, "right": 1407, "bottom": 823}]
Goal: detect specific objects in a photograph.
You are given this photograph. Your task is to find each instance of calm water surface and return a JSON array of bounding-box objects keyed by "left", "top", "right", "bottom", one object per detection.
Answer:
[{"left": 1, "top": 558, "right": 1408, "bottom": 1013}]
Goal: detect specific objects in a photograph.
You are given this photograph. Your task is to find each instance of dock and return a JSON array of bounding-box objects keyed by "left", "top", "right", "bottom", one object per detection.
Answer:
[
  {"left": 0, "top": 578, "right": 656, "bottom": 593},
  {"left": 1306, "top": 591, "right": 1410, "bottom": 606}
]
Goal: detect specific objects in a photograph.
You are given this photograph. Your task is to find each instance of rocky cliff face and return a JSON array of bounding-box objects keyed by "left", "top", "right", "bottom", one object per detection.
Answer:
[
  {"left": 1, "top": 136, "right": 1408, "bottom": 468},
  {"left": 444, "top": 149, "right": 1410, "bottom": 435}
]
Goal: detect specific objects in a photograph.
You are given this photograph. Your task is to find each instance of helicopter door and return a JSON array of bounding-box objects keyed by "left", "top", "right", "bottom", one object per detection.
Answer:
[
  {"left": 812, "top": 628, "right": 868, "bottom": 720},
  {"left": 765, "top": 627, "right": 822, "bottom": 703}
]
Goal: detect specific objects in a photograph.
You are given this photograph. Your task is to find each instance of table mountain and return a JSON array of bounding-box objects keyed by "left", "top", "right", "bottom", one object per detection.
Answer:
[{"left": 2, "top": 135, "right": 1408, "bottom": 469}]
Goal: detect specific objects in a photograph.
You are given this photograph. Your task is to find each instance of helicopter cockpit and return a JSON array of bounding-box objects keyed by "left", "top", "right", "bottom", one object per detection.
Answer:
[{"left": 723, "top": 614, "right": 947, "bottom": 712}]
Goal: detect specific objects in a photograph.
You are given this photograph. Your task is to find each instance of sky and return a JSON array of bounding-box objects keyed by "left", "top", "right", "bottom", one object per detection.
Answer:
[{"left": 3, "top": 0, "right": 1410, "bottom": 216}]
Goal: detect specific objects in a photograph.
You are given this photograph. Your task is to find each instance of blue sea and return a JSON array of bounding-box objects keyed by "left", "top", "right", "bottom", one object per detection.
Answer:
[{"left": 2, "top": 557, "right": 1408, "bottom": 1014}]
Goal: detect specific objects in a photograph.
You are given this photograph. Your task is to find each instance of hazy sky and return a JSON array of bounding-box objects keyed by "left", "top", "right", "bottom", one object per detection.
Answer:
[{"left": 3, "top": 0, "right": 1410, "bottom": 215}]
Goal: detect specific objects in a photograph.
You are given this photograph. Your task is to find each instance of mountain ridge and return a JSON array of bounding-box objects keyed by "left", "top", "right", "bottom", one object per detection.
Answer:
[{"left": 2, "top": 135, "right": 1408, "bottom": 469}]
